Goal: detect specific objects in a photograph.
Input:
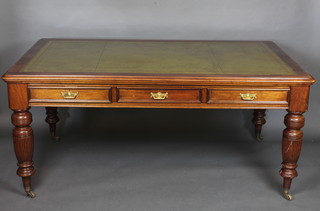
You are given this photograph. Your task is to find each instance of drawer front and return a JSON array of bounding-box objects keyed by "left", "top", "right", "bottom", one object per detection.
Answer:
[
  {"left": 118, "top": 88, "right": 202, "bottom": 103},
  {"left": 208, "top": 88, "right": 289, "bottom": 105},
  {"left": 29, "top": 86, "right": 111, "bottom": 103}
]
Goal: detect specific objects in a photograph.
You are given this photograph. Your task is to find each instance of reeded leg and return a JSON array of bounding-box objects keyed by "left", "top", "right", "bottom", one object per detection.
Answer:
[
  {"left": 45, "top": 107, "right": 59, "bottom": 141},
  {"left": 252, "top": 109, "right": 266, "bottom": 141},
  {"left": 12, "top": 109, "right": 36, "bottom": 198},
  {"left": 279, "top": 111, "right": 304, "bottom": 200}
]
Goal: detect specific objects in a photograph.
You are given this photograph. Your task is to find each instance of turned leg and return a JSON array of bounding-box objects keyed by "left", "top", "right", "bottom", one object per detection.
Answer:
[
  {"left": 252, "top": 109, "right": 266, "bottom": 141},
  {"left": 279, "top": 111, "right": 304, "bottom": 200},
  {"left": 45, "top": 107, "right": 59, "bottom": 140},
  {"left": 12, "top": 109, "right": 36, "bottom": 198}
]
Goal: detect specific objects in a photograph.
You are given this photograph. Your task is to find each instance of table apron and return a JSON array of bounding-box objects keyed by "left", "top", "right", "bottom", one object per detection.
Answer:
[{"left": 26, "top": 84, "right": 290, "bottom": 109}]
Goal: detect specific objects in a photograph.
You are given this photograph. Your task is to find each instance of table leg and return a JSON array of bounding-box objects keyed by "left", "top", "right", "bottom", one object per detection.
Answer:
[
  {"left": 252, "top": 109, "right": 266, "bottom": 141},
  {"left": 45, "top": 107, "right": 59, "bottom": 140},
  {"left": 279, "top": 111, "right": 304, "bottom": 200},
  {"left": 12, "top": 109, "right": 36, "bottom": 198}
]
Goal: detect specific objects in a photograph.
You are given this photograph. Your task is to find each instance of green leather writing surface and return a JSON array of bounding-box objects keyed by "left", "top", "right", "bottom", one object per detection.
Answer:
[{"left": 22, "top": 40, "right": 296, "bottom": 75}]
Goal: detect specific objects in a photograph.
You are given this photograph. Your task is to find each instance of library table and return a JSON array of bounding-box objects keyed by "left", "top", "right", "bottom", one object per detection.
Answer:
[{"left": 2, "top": 39, "right": 315, "bottom": 200}]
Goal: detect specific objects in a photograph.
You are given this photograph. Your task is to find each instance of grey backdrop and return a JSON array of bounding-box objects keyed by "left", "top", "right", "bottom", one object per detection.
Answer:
[
  {"left": 0, "top": 1, "right": 319, "bottom": 210},
  {"left": 0, "top": 0, "right": 320, "bottom": 139}
]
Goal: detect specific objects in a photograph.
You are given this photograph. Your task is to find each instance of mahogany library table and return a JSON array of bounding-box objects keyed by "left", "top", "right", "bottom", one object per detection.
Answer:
[{"left": 2, "top": 39, "right": 315, "bottom": 200}]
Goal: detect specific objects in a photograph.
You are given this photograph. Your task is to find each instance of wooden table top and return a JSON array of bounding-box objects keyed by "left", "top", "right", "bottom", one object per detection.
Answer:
[{"left": 3, "top": 39, "right": 314, "bottom": 86}]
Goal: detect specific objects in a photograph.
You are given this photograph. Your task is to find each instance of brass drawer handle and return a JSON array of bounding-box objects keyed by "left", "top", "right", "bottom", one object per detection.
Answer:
[
  {"left": 240, "top": 93, "right": 256, "bottom": 101},
  {"left": 150, "top": 92, "right": 168, "bottom": 100},
  {"left": 61, "top": 90, "right": 79, "bottom": 99}
]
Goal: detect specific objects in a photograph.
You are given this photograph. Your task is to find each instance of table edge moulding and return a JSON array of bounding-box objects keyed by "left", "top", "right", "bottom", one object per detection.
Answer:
[{"left": 2, "top": 39, "right": 315, "bottom": 200}]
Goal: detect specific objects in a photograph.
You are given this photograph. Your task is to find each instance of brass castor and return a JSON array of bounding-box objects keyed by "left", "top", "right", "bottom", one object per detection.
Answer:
[
  {"left": 25, "top": 187, "right": 36, "bottom": 198},
  {"left": 283, "top": 189, "right": 293, "bottom": 201}
]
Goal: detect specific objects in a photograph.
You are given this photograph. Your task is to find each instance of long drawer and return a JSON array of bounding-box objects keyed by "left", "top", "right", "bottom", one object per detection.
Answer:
[
  {"left": 207, "top": 87, "right": 289, "bottom": 105},
  {"left": 117, "top": 87, "right": 202, "bottom": 103},
  {"left": 29, "top": 85, "right": 111, "bottom": 103}
]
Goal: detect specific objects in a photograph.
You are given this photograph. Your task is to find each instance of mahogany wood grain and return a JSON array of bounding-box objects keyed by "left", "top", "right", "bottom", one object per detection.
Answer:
[
  {"left": 7, "top": 84, "right": 29, "bottom": 110},
  {"left": 7, "top": 83, "right": 36, "bottom": 197},
  {"left": 29, "top": 85, "right": 111, "bottom": 104},
  {"left": 208, "top": 87, "right": 289, "bottom": 106},
  {"left": 117, "top": 88, "right": 201, "bottom": 103},
  {"left": 252, "top": 109, "right": 266, "bottom": 141},
  {"left": 279, "top": 111, "right": 305, "bottom": 200},
  {"left": 28, "top": 102, "right": 290, "bottom": 109},
  {"left": 45, "top": 107, "right": 59, "bottom": 139},
  {"left": 11, "top": 109, "right": 36, "bottom": 197},
  {"left": 288, "top": 86, "right": 310, "bottom": 112},
  {"left": 1, "top": 39, "right": 315, "bottom": 199}
]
